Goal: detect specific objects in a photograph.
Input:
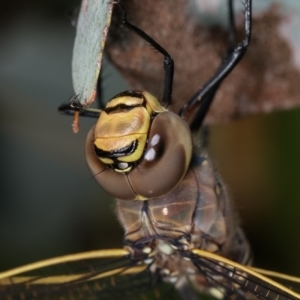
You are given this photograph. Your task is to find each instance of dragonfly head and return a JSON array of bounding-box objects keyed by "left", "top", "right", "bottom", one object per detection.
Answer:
[{"left": 86, "top": 90, "right": 193, "bottom": 200}]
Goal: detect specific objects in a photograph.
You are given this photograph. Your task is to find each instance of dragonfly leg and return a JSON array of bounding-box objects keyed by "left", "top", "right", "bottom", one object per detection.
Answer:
[
  {"left": 116, "top": 2, "right": 174, "bottom": 107},
  {"left": 179, "top": 0, "right": 252, "bottom": 131}
]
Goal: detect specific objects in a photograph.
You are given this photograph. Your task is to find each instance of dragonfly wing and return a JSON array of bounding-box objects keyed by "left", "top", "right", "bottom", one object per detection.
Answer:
[
  {"left": 190, "top": 249, "right": 300, "bottom": 300},
  {"left": 1, "top": 249, "right": 299, "bottom": 300},
  {"left": 0, "top": 249, "right": 180, "bottom": 300}
]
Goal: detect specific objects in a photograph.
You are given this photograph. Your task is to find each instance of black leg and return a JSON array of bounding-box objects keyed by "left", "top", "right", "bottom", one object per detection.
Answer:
[
  {"left": 179, "top": 0, "right": 252, "bottom": 131},
  {"left": 58, "top": 95, "right": 101, "bottom": 119},
  {"left": 228, "top": 0, "right": 237, "bottom": 51},
  {"left": 96, "top": 70, "right": 106, "bottom": 110},
  {"left": 117, "top": 3, "right": 174, "bottom": 107},
  {"left": 59, "top": 68, "right": 105, "bottom": 119}
]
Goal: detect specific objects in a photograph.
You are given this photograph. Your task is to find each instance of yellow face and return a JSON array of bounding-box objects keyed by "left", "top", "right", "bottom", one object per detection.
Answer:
[{"left": 93, "top": 91, "right": 166, "bottom": 172}]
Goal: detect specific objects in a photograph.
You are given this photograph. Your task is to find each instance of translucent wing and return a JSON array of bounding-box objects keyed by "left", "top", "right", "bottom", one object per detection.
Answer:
[
  {"left": 190, "top": 249, "right": 300, "bottom": 300},
  {"left": 0, "top": 249, "right": 180, "bottom": 300},
  {"left": 0, "top": 249, "right": 299, "bottom": 300}
]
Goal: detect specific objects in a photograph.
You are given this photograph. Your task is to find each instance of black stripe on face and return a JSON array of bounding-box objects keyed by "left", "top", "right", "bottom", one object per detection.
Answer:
[{"left": 94, "top": 140, "right": 138, "bottom": 159}]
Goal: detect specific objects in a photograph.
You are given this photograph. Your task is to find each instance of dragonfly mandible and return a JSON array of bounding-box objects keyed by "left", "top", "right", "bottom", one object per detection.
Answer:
[{"left": 0, "top": 0, "right": 300, "bottom": 299}]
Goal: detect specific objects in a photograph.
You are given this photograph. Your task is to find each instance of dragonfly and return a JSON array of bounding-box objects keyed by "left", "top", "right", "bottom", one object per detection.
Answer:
[{"left": 0, "top": 0, "right": 300, "bottom": 299}]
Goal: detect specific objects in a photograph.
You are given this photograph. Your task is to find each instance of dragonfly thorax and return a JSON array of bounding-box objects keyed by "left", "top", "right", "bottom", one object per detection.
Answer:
[{"left": 117, "top": 153, "right": 250, "bottom": 267}]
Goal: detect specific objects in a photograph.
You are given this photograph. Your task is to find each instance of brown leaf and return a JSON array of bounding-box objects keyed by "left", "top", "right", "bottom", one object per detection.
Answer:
[{"left": 105, "top": 0, "right": 300, "bottom": 125}]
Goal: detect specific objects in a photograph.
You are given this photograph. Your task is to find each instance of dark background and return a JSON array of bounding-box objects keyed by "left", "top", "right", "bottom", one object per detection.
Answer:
[{"left": 0, "top": 0, "right": 299, "bottom": 280}]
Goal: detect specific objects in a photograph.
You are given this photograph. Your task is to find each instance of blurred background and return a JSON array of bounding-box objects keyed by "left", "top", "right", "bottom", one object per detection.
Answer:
[{"left": 0, "top": 0, "right": 299, "bottom": 283}]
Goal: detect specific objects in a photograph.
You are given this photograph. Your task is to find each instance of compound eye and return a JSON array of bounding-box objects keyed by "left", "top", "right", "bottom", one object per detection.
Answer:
[{"left": 127, "top": 111, "right": 193, "bottom": 199}]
